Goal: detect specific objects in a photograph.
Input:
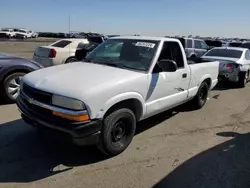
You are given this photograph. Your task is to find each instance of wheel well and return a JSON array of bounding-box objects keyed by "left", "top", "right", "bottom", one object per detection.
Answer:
[
  {"left": 203, "top": 78, "right": 212, "bottom": 88},
  {"left": 65, "top": 56, "right": 77, "bottom": 63},
  {"left": 104, "top": 99, "right": 143, "bottom": 121},
  {"left": 1, "top": 69, "right": 30, "bottom": 84}
]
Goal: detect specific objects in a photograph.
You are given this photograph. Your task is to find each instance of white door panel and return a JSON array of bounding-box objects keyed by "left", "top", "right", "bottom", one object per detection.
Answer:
[{"left": 146, "top": 69, "right": 190, "bottom": 117}]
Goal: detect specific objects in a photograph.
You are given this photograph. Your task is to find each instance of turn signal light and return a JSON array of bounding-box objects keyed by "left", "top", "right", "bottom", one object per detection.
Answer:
[{"left": 52, "top": 111, "right": 90, "bottom": 122}]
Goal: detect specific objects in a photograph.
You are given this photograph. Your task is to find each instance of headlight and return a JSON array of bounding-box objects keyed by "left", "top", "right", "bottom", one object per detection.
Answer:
[{"left": 52, "top": 95, "right": 85, "bottom": 110}]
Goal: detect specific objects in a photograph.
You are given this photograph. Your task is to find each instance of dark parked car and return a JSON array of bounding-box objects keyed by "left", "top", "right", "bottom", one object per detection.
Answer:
[
  {"left": 205, "top": 40, "right": 224, "bottom": 48},
  {"left": 75, "top": 34, "right": 107, "bottom": 61},
  {"left": 0, "top": 53, "right": 43, "bottom": 103},
  {"left": 240, "top": 42, "right": 250, "bottom": 50},
  {"left": 75, "top": 42, "right": 100, "bottom": 61}
]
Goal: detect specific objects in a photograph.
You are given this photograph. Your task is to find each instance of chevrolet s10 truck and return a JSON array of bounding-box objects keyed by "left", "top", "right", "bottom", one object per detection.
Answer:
[{"left": 17, "top": 36, "right": 219, "bottom": 156}]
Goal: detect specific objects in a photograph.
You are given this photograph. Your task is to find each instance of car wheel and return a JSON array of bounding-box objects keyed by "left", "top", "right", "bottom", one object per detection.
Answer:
[
  {"left": 97, "top": 108, "right": 136, "bottom": 157},
  {"left": 191, "top": 81, "right": 209, "bottom": 109},
  {"left": 237, "top": 71, "right": 248, "bottom": 88},
  {"left": 65, "top": 57, "right": 77, "bottom": 63},
  {"left": 3, "top": 72, "right": 26, "bottom": 103}
]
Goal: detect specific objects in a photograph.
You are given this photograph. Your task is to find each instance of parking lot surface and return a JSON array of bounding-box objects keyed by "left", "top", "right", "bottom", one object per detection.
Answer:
[{"left": 1, "top": 42, "right": 250, "bottom": 188}]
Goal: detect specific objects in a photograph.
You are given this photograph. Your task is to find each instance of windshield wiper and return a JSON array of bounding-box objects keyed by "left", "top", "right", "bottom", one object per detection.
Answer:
[{"left": 94, "top": 59, "right": 131, "bottom": 69}]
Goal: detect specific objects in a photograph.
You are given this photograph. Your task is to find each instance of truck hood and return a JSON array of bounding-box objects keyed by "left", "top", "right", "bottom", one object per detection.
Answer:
[{"left": 23, "top": 62, "right": 144, "bottom": 98}]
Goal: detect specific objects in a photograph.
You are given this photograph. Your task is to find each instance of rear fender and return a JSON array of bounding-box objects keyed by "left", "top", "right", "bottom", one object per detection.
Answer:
[
  {"left": 198, "top": 74, "right": 212, "bottom": 87},
  {"left": 239, "top": 64, "right": 250, "bottom": 72}
]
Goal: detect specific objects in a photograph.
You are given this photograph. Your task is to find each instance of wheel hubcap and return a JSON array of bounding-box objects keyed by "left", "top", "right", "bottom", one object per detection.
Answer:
[
  {"left": 111, "top": 120, "right": 126, "bottom": 143},
  {"left": 245, "top": 73, "right": 248, "bottom": 84},
  {"left": 7, "top": 76, "right": 22, "bottom": 99},
  {"left": 199, "top": 86, "right": 207, "bottom": 103}
]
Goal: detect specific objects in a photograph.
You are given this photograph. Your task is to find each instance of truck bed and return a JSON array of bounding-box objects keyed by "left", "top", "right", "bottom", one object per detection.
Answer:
[{"left": 187, "top": 57, "right": 215, "bottom": 64}]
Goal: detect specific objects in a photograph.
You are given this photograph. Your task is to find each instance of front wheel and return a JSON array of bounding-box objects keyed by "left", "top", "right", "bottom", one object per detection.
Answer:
[
  {"left": 191, "top": 81, "right": 209, "bottom": 109},
  {"left": 65, "top": 57, "right": 77, "bottom": 63},
  {"left": 97, "top": 108, "right": 136, "bottom": 157}
]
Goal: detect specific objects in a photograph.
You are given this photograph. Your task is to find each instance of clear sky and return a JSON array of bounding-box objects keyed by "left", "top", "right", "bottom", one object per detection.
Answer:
[{"left": 1, "top": 0, "right": 250, "bottom": 38}]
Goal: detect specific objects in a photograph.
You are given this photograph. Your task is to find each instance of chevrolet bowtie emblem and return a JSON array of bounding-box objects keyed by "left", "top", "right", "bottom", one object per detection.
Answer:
[{"left": 28, "top": 97, "right": 35, "bottom": 104}]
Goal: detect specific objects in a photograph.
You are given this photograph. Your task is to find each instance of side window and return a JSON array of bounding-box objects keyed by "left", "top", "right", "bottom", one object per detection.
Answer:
[
  {"left": 186, "top": 39, "right": 193, "bottom": 48},
  {"left": 157, "top": 42, "right": 184, "bottom": 68},
  {"left": 194, "top": 40, "right": 202, "bottom": 49},
  {"left": 245, "top": 50, "right": 250, "bottom": 60},
  {"left": 200, "top": 41, "right": 208, "bottom": 50}
]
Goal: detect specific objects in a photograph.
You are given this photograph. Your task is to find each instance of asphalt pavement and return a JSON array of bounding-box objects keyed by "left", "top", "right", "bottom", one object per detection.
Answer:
[{"left": 1, "top": 82, "right": 250, "bottom": 188}]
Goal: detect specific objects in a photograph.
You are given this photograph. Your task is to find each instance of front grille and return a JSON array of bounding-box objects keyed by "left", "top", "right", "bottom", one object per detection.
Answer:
[
  {"left": 21, "top": 94, "right": 52, "bottom": 116},
  {"left": 22, "top": 84, "right": 52, "bottom": 104},
  {"left": 18, "top": 91, "right": 75, "bottom": 125}
]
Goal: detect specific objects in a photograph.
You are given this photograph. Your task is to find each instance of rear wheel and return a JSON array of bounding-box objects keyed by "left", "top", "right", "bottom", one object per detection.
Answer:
[
  {"left": 3, "top": 72, "right": 26, "bottom": 103},
  {"left": 65, "top": 57, "right": 77, "bottom": 63},
  {"left": 237, "top": 71, "right": 248, "bottom": 88},
  {"left": 191, "top": 81, "right": 209, "bottom": 109},
  {"left": 97, "top": 108, "right": 136, "bottom": 157}
]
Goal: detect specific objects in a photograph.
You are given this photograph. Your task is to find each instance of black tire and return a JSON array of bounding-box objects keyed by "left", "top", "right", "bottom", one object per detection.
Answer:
[
  {"left": 237, "top": 71, "right": 248, "bottom": 88},
  {"left": 3, "top": 72, "right": 26, "bottom": 103},
  {"left": 97, "top": 108, "right": 136, "bottom": 157},
  {"left": 65, "top": 57, "right": 77, "bottom": 63},
  {"left": 191, "top": 81, "right": 209, "bottom": 109}
]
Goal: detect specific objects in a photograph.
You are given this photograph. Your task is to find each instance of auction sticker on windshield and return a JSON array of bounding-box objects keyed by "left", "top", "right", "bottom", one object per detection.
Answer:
[{"left": 135, "top": 42, "right": 155, "bottom": 48}]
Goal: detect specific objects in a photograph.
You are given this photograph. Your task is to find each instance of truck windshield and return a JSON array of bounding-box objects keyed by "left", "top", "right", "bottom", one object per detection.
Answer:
[
  {"left": 204, "top": 49, "right": 242, "bottom": 58},
  {"left": 86, "top": 39, "right": 159, "bottom": 71}
]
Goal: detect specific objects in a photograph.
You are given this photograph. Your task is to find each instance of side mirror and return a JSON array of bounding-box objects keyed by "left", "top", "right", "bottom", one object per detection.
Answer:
[{"left": 157, "top": 60, "right": 177, "bottom": 72}]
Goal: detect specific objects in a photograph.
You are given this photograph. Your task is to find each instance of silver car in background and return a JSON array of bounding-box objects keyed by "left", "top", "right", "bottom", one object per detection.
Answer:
[
  {"left": 202, "top": 47, "right": 250, "bottom": 87},
  {"left": 176, "top": 37, "right": 210, "bottom": 58}
]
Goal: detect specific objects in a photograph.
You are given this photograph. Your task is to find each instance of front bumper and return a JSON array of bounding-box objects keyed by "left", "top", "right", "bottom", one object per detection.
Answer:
[
  {"left": 16, "top": 94, "right": 102, "bottom": 145},
  {"left": 15, "top": 34, "right": 25, "bottom": 38}
]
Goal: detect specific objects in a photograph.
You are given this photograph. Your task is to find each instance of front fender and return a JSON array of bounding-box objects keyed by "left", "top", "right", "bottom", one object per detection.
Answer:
[{"left": 95, "top": 92, "right": 146, "bottom": 119}]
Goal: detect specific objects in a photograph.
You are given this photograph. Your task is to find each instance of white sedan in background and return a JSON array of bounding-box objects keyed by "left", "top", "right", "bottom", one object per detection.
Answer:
[
  {"left": 33, "top": 38, "right": 89, "bottom": 67},
  {"left": 201, "top": 47, "right": 250, "bottom": 87}
]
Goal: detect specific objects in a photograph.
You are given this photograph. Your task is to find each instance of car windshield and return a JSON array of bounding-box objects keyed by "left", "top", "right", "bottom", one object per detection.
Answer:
[
  {"left": 204, "top": 49, "right": 242, "bottom": 58},
  {"left": 1, "top": 29, "right": 9, "bottom": 32},
  {"left": 86, "top": 39, "right": 159, "bottom": 71}
]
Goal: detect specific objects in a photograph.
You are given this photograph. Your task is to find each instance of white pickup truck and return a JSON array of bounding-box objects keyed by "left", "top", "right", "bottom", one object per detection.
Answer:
[{"left": 17, "top": 36, "right": 219, "bottom": 156}]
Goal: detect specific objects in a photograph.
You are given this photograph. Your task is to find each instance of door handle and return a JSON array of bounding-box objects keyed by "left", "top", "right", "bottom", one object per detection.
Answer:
[{"left": 182, "top": 73, "right": 187, "bottom": 78}]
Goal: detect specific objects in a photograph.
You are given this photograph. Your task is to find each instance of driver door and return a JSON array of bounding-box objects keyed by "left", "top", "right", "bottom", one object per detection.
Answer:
[{"left": 146, "top": 41, "right": 190, "bottom": 117}]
